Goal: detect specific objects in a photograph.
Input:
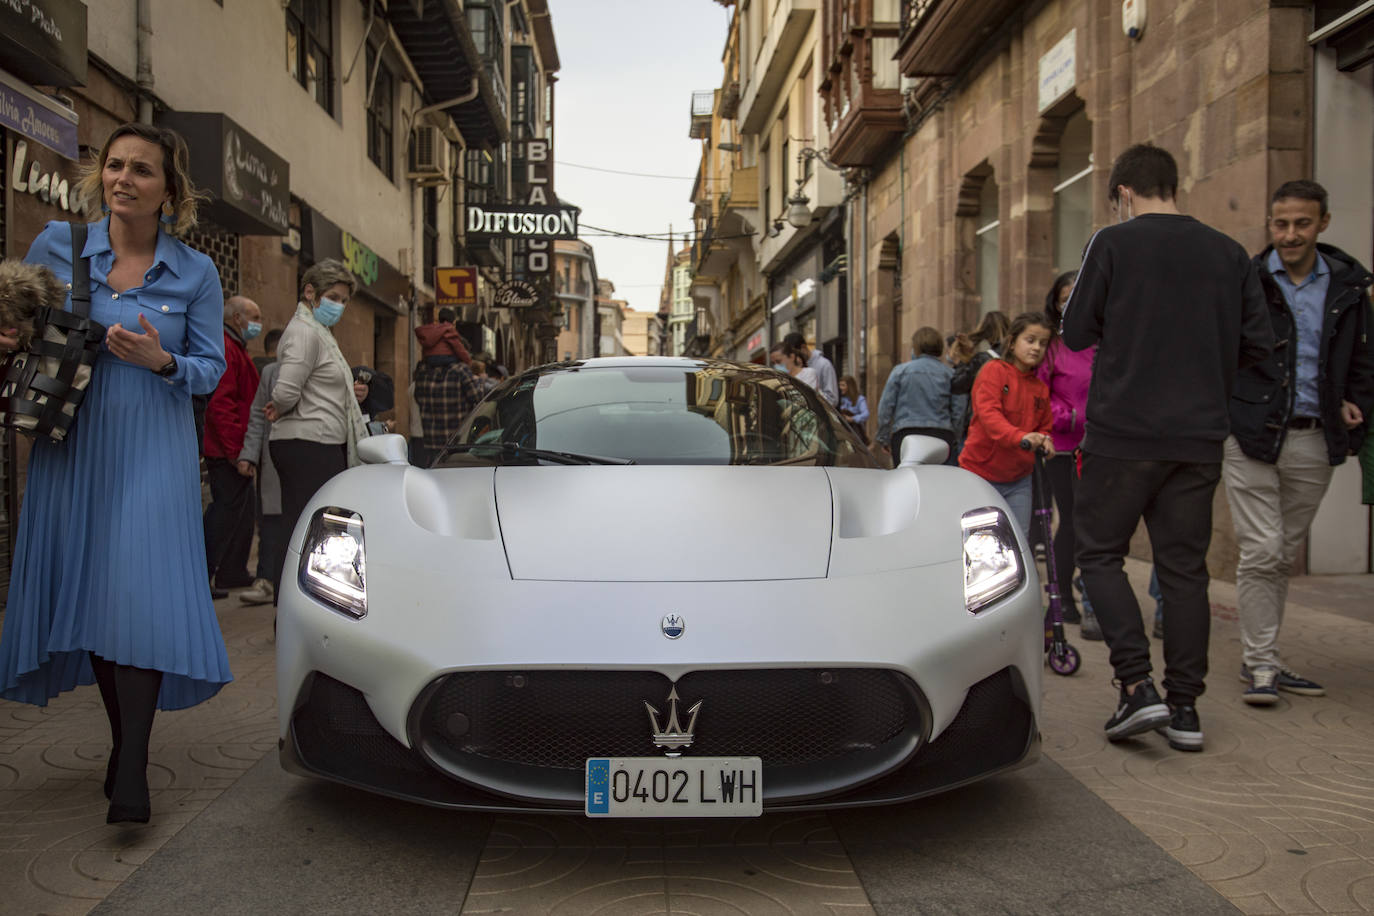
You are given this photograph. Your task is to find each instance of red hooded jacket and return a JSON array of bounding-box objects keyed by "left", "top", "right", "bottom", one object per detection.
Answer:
[
  {"left": 414, "top": 322, "right": 471, "bottom": 363},
  {"left": 958, "top": 358, "right": 1052, "bottom": 484},
  {"left": 203, "top": 327, "right": 260, "bottom": 459}
]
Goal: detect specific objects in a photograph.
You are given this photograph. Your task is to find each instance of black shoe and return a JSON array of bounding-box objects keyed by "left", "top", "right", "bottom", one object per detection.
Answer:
[
  {"left": 1104, "top": 678, "right": 1171, "bottom": 741},
  {"left": 106, "top": 802, "right": 150, "bottom": 824},
  {"left": 1059, "top": 604, "right": 1081, "bottom": 625},
  {"left": 1156, "top": 703, "right": 1203, "bottom": 751}
]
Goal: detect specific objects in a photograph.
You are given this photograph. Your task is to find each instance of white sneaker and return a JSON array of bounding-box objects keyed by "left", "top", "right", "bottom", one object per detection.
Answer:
[{"left": 238, "top": 578, "right": 275, "bottom": 605}]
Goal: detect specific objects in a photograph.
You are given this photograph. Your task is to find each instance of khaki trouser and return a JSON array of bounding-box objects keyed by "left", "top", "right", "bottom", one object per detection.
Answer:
[{"left": 1222, "top": 431, "right": 1334, "bottom": 671}]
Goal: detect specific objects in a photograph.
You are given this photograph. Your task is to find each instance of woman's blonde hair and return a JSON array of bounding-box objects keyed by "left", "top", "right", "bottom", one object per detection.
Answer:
[{"left": 74, "top": 123, "right": 207, "bottom": 237}]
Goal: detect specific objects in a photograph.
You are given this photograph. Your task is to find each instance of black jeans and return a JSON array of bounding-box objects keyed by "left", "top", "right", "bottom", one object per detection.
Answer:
[
  {"left": 1074, "top": 453, "right": 1221, "bottom": 704},
  {"left": 1044, "top": 454, "right": 1080, "bottom": 615},
  {"left": 270, "top": 439, "right": 348, "bottom": 597},
  {"left": 203, "top": 456, "right": 256, "bottom": 587},
  {"left": 254, "top": 512, "right": 288, "bottom": 587}
]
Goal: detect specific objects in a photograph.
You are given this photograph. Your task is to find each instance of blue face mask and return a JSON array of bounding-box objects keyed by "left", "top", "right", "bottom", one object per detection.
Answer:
[
  {"left": 772, "top": 362, "right": 787, "bottom": 373},
  {"left": 243, "top": 321, "right": 262, "bottom": 340},
  {"left": 314, "top": 298, "right": 346, "bottom": 327}
]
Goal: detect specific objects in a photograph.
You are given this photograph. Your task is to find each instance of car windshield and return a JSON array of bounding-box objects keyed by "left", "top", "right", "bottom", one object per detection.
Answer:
[{"left": 433, "top": 362, "right": 879, "bottom": 468}]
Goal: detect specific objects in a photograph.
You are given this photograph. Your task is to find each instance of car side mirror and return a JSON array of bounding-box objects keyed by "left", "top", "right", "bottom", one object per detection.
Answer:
[
  {"left": 357, "top": 433, "right": 409, "bottom": 466},
  {"left": 898, "top": 434, "right": 949, "bottom": 468}
]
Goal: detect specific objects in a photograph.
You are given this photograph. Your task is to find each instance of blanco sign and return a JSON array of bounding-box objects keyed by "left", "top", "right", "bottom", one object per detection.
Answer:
[{"left": 1038, "top": 29, "right": 1077, "bottom": 113}]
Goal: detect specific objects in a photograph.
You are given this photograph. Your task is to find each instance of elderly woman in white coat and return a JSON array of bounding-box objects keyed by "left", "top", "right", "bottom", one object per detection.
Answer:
[{"left": 264, "top": 259, "right": 366, "bottom": 597}]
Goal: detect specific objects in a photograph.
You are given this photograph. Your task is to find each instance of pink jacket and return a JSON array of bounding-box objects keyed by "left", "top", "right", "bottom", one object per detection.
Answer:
[{"left": 1036, "top": 338, "right": 1096, "bottom": 453}]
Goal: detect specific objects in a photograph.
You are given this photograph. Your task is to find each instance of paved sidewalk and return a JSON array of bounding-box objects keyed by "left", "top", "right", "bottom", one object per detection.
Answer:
[{"left": 1, "top": 562, "right": 1371, "bottom": 914}]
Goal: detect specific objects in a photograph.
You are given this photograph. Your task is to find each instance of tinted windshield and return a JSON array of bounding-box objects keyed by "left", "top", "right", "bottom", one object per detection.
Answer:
[{"left": 435, "top": 362, "right": 878, "bottom": 467}]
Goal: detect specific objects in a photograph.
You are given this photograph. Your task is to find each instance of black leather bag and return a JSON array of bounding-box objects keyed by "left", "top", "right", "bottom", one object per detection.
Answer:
[{"left": 0, "top": 223, "right": 106, "bottom": 442}]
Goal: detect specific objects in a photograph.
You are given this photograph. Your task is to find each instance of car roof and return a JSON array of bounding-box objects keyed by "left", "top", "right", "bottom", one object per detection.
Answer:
[{"left": 519, "top": 356, "right": 770, "bottom": 375}]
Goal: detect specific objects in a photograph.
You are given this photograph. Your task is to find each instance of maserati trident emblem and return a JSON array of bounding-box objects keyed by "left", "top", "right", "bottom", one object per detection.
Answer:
[
  {"left": 660, "top": 614, "right": 685, "bottom": 639},
  {"left": 645, "top": 686, "right": 701, "bottom": 754}
]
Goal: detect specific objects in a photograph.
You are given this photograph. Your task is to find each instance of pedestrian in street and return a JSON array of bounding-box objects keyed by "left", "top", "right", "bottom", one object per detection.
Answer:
[
  {"left": 202, "top": 294, "right": 262, "bottom": 599},
  {"left": 783, "top": 345, "right": 820, "bottom": 390},
  {"left": 875, "top": 327, "right": 956, "bottom": 462},
  {"left": 1223, "top": 179, "right": 1374, "bottom": 705},
  {"left": 352, "top": 364, "right": 395, "bottom": 423},
  {"left": 0, "top": 122, "right": 233, "bottom": 824},
  {"left": 252, "top": 326, "right": 281, "bottom": 371},
  {"left": 471, "top": 358, "right": 497, "bottom": 396},
  {"left": 958, "top": 312, "right": 1055, "bottom": 536},
  {"left": 1036, "top": 270, "right": 1098, "bottom": 634},
  {"left": 770, "top": 341, "right": 787, "bottom": 373},
  {"left": 237, "top": 343, "right": 284, "bottom": 607},
  {"left": 413, "top": 347, "right": 484, "bottom": 458},
  {"left": 781, "top": 331, "right": 839, "bottom": 405},
  {"left": 838, "top": 375, "right": 870, "bottom": 443},
  {"left": 266, "top": 260, "right": 368, "bottom": 599},
  {"left": 414, "top": 307, "right": 471, "bottom": 364},
  {"left": 1061, "top": 143, "right": 1273, "bottom": 753}
]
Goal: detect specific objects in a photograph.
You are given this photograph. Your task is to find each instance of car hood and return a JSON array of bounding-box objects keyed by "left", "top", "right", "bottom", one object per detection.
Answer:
[{"left": 494, "top": 466, "right": 834, "bottom": 581}]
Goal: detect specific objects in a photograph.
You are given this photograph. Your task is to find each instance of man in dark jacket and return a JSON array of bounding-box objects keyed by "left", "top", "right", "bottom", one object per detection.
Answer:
[
  {"left": 1062, "top": 144, "right": 1273, "bottom": 753},
  {"left": 1223, "top": 180, "right": 1374, "bottom": 706},
  {"left": 203, "top": 295, "right": 262, "bottom": 597}
]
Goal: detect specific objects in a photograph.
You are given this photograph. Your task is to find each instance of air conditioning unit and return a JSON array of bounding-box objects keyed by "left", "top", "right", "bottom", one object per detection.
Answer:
[{"left": 409, "top": 125, "right": 450, "bottom": 180}]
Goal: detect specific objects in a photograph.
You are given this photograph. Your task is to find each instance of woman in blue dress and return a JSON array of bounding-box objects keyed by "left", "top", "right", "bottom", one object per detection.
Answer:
[{"left": 0, "top": 123, "right": 230, "bottom": 824}]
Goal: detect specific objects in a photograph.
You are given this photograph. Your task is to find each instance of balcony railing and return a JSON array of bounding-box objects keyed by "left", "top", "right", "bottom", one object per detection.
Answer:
[
  {"left": 690, "top": 89, "right": 715, "bottom": 139},
  {"left": 900, "top": 0, "right": 936, "bottom": 37}
]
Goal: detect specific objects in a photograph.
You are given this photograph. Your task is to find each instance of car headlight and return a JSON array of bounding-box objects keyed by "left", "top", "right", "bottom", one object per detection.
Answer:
[
  {"left": 961, "top": 507, "right": 1024, "bottom": 613},
  {"left": 299, "top": 507, "right": 367, "bottom": 618}
]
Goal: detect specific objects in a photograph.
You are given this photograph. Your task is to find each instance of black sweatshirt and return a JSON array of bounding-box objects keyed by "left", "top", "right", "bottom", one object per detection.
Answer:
[{"left": 1061, "top": 213, "right": 1274, "bottom": 462}]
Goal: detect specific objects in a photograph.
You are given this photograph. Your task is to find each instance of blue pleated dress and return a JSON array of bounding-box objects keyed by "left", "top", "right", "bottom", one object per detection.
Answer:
[{"left": 0, "top": 219, "right": 232, "bottom": 710}]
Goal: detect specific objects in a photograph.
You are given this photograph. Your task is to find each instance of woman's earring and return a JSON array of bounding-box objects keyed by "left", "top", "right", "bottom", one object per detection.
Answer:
[{"left": 159, "top": 201, "right": 175, "bottom": 225}]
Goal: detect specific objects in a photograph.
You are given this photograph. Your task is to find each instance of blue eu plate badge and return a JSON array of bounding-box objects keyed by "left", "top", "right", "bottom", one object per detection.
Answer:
[{"left": 586, "top": 758, "right": 610, "bottom": 814}]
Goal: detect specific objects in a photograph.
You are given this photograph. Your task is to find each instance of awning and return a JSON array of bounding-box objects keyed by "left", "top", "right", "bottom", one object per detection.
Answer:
[
  {"left": 156, "top": 111, "right": 290, "bottom": 236},
  {"left": 0, "top": 0, "right": 86, "bottom": 87}
]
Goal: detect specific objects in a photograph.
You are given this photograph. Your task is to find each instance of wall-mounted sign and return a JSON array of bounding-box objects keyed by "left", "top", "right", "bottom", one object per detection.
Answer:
[
  {"left": 467, "top": 204, "right": 578, "bottom": 240},
  {"left": 156, "top": 111, "right": 290, "bottom": 236},
  {"left": 1038, "top": 29, "right": 1077, "bottom": 113},
  {"left": 0, "top": 67, "right": 78, "bottom": 159},
  {"left": 340, "top": 231, "right": 378, "bottom": 287},
  {"left": 517, "top": 138, "right": 556, "bottom": 278},
  {"left": 8, "top": 140, "right": 85, "bottom": 214},
  {"left": 0, "top": 0, "right": 87, "bottom": 87},
  {"left": 301, "top": 206, "right": 409, "bottom": 315},
  {"left": 494, "top": 280, "right": 539, "bottom": 309},
  {"left": 435, "top": 266, "right": 478, "bottom": 307}
]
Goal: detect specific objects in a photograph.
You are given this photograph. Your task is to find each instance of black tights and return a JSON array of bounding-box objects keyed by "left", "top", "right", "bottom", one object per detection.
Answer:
[{"left": 89, "top": 652, "right": 162, "bottom": 815}]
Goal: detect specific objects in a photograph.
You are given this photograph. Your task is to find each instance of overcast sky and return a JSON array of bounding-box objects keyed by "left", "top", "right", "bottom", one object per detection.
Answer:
[{"left": 551, "top": 1, "right": 732, "bottom": 313}]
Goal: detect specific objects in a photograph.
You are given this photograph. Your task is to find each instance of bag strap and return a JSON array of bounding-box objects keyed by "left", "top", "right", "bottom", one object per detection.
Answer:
[{"left": 69, "top": 222, "right": 91, "bottom": 319}]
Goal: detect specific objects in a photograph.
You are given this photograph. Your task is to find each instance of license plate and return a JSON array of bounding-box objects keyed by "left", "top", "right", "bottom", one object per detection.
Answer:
[{"left": 585, "top": 757, "right": 762, "bottom": 817}]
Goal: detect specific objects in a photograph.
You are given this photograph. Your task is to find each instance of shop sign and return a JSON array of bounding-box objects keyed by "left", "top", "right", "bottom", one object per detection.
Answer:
[
  {"left": 0, "top": 66, "right": 78, "bottom": 159},
  {"left": 435, "top": 266, "right": 478, "bottom": 307},
  {"left": 518, "top": 138, "right": 555, "bottom": 277},
  {"left": 0, "top": 0, "right": 87, "bottom": 87},
  {"left": 1038, "top": 29, "right": 1076, "bottom": 113},
  {"left": 8, "top": 139, "right": 85, "bottom": 214},
  {"left": 341, "top": 231, "right": 379, "bottom": 287},
  {"left": 746, "top": 331, "right": 763, "bottom": 353},
  {"left": 493, "top": 280, "right": 539, "bottom": 308},
  {"left": 155, "top": 111, "right": 290, "bottom": 236},
  {"left": 466, "top": 204, "right": 578, "bottom": 240}
]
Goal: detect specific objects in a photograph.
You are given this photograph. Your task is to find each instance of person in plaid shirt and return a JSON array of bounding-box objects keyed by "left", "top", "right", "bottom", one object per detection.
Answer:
[{"left": 413, "top": 356, "right": 482, "bottom": 456}]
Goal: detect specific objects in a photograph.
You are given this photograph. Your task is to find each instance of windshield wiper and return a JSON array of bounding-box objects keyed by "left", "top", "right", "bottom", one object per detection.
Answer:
[{"left": 441, "top": 442, "right": 635, "bottom": 465}]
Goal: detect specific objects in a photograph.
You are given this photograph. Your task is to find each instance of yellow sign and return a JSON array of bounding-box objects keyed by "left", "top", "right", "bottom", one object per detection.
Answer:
[{"left": 435, "top": 267, "right": 478, "bottom": 306}]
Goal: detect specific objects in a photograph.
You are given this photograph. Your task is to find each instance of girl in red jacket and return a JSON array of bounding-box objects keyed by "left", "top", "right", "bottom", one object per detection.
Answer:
[{"left": 958, "top": 311, "right": 1055, "bottom": 536}]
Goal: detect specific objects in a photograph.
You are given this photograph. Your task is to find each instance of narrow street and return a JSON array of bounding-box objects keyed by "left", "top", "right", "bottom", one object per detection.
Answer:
[{"left": 2, "top": 560, "right": 1369, "bottom": 915}]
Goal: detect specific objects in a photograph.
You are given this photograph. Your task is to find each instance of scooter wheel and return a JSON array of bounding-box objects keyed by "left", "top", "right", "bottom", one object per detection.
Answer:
[{"left": 1048, "top": 644, "right": 1080, "bottom": 676}]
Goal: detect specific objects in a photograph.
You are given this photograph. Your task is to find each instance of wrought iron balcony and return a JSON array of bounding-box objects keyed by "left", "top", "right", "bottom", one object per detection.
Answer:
[
  {"left": 690, "top": 90, "right": 715, "bottom": 139},
  {"left": 897, "top": 0, "right": 1025, "bottom": 77}
]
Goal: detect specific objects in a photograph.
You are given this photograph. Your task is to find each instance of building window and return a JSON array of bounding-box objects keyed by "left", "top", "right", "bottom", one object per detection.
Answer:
[
  {"left": 976, "top": 174, "right": 1000, "bottom": 315},
  {"left": 286, "top": 0, "right": 333, "bottom": 113},
  {"left": 1054, "top": 109, "right": 1093, "bottom": 273},
  {"left": 366, "top": 44, "right": 394, "bottom": 177},
  {"left": 423, "top": 186, "right": 438, "bottom": 280},
  {"left": 512, "top": 46, "right": 538, "bottom": 139},
  {"left": 466, "top": 148, "right": 495, "bottom": 205}
]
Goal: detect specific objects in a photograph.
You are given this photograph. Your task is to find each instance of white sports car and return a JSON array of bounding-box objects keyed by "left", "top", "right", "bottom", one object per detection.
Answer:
[{"left": 277, "top": 357, "right": 1043, "bottom": 816}]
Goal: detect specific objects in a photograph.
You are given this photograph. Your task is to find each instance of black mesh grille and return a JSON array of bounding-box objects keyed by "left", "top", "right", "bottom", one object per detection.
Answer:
[{"left": 415, "top": 668, "right": 917, "bottom": 770}]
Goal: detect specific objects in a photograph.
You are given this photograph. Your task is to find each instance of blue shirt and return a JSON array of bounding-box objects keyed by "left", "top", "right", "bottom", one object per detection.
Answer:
[
  {"left": 1267, "top": 248, "right": 1329, "bottom": 419},
  {"left": 25, "top": 218, "right": 226, "bottom": 396},
  {"left": 875, "top": 355, "right": 954, "bottom": 445},
  {"left": 840, "top": 394, "right": 869, "bottom": 425}
]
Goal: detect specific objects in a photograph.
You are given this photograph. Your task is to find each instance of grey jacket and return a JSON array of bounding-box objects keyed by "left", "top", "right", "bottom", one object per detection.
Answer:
[{"left": 239, "top": 360, "right": 281, "bottom": 515}]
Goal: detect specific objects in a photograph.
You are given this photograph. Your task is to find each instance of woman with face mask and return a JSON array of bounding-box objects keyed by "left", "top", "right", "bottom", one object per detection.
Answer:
[{"left": 264, "top": 259, "right": 367, "bottom": 600}]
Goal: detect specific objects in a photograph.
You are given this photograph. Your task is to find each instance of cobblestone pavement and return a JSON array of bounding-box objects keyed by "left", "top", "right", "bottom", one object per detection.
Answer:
[{"left": 1, "top": 559, "right": 1370, "bottom": 915}]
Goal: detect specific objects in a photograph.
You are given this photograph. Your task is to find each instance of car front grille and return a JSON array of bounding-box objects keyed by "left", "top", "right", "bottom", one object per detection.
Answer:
[{"left": 409, "top": 668, "right": 923, "bottom": 802}]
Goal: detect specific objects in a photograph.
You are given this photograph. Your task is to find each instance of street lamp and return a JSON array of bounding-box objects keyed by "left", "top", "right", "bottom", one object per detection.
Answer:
[{"left": 784, "top": 147, "right": 842, "bottom": 229}]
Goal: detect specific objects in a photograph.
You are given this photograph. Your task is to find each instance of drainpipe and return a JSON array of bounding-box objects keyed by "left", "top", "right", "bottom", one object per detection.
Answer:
[
  {"left": 136, "top": 0, "right": 153, "bottom": 122},
  {"left": 859, "top": 182, "right": 869, "bottom": 391},
  {"left": 411, "top": 77, "right": 480, "bottom": 126}
]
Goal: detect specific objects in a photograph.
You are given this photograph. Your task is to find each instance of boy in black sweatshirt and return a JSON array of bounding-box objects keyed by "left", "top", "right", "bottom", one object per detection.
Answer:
[{"left": 1061, "top": 143, "right": 1272, "bottom": 753}]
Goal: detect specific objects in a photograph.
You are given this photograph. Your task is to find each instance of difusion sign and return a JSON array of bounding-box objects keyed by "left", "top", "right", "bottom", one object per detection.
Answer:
[{"left": 466, "top": 204, "right": 578, "bottom": 240}]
